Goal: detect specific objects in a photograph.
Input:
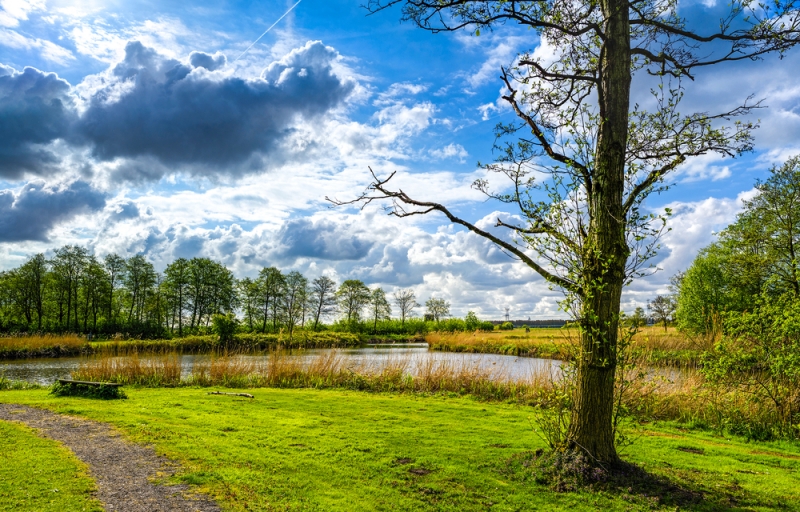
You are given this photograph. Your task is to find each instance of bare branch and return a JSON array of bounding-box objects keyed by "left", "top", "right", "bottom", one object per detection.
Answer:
[{"left": 328, "top": 169, "right": 582, "bottom": 294}]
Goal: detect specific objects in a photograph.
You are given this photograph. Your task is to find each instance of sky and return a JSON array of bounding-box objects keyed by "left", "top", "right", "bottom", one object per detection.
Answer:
[{"left": 1, "top": 0, "right": 799, "bottom": 320}]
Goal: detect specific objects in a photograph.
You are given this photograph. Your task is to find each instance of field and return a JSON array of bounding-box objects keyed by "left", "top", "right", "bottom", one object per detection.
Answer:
[
  {"left": 426, "top": 326, "right": 705, "bottom": 367},
  {"left": 0, "top": 419, "right": 101, "bottom": 511},
  {"left": 1, "top": 387, "right": 799, "bottom": 511}
]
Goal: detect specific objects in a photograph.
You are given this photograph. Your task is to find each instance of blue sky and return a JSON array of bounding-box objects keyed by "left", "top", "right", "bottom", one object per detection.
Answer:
[{"left": 1, "top": 0, "right": 799, "bottom": 319}]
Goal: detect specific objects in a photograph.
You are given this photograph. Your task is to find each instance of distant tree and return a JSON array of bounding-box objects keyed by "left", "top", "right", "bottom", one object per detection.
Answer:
[
  {"left": 13, "top": 254, "right": 48, "bottom": 330},
  {"left": 236, "top": 277, "right": 261, "bottom": 331},
  {"left": 81, "top": 256, "right": 109, "bottom": 332},
  {"left": 393, "top": 289, "right": 419, "bottom": 325},
  {"left": 51, "top": 245, "right": 88, "bottom": 331},
  {"left": 464, "top": 311, "right": 480, "bottom": 331},
  {"left": 308, "top": 276, "right": 337, "bottom": 331},
  {"left": 123, "top": 255, "right": 156, "bottom": 325},
  {"left": 425, "top": 297, "right": 450, "bottom": 322},
  {"left": 629, "top": 307, "right": 647, "bottom": 328},
  {"left": 164, "top": 258, "right": 191, "bottom": 335},
  {"left": 336, "top": 280, "right": 371, "bottom": 324},
  {"left": 257, "top": 267, "right": 285, "bottom": 333},
  {"left": 282, "top": 271, "right": 308, "bottom": 338},
  {"left": 104, "top": 253, "right": 126, "bottom": 329},
  {"left": 368, "top": 287, "right": 392, "bottom": 334},
  {"left": 647, "top": 295, "right": 675, "bottom": 331}
]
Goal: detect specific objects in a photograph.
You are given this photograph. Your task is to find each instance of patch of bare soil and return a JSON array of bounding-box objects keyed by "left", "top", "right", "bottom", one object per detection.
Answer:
[{"left": 0, "top": 404, "right": 219, "bottom": 512}]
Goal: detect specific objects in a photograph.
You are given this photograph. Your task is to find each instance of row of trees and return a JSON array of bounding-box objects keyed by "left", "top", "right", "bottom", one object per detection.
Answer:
[{"left": 0, "top": 247, "right": 457, "bottom": 336}]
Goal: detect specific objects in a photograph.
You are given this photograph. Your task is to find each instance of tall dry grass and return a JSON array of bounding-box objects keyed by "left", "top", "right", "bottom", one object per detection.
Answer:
[
  {"left": 71, "top": 350, "right": 561, "bottom": 403},
  {"left": 0, "top": 333, "right": 87, "bottom": 358},
  {"left": 427, "top": 326, "right": 707, "bottom": 367},
  {"left": 73, "top": 353, "right": 182, "bottom": 386}
]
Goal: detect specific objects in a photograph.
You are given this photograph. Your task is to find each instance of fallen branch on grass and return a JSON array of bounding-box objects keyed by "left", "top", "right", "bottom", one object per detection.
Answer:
[{"left": 208, "top": 391, "right": 254, "bottom": 398}]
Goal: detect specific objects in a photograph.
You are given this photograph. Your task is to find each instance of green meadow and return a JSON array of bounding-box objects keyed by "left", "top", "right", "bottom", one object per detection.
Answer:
[
  {"left": 0, "top": 419, "right": 102, "bottom": 512},
  {"left": 2, "top": 387, "right": 800, "bottom": 511}
]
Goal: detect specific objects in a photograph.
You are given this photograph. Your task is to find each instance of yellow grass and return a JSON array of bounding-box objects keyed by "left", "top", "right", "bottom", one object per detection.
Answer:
[
  {"left": 0, "top": 333, "right": 85, "bottom": 352},
  {"left": 426, "top": 326, "right": 704, "bottom": 365}
]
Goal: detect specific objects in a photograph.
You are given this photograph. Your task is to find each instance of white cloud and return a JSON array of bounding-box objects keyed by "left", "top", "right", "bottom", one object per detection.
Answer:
[
  {"left": 0, "top": 28, "right": 75, "bottom": 64},
  {"left": 429, "top": 143, "right": 468, "bottom": 162},
  {"left": 0, "top": 0, "right": 45, "bottom": 28}
]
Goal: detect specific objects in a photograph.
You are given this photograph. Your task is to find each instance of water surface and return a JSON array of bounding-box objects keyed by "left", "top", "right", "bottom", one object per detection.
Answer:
[{"left": 0, "top": 343, "right": 561, "bottom": 386}]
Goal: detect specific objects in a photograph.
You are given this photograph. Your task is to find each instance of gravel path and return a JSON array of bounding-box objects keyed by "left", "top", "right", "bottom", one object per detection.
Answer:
[{"left": 0, "top": 404, "right": 220, "bottom": 512}]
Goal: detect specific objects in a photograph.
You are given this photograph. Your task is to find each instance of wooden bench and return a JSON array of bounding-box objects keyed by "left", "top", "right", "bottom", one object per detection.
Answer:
[{"left": 57, "top": 379, "right": 123, "bottom": 388}]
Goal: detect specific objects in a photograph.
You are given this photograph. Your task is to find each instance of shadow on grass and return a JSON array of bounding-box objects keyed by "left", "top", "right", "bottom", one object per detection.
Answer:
[{"left": 502, "top": 449, "right": 755, "bottom": 510}]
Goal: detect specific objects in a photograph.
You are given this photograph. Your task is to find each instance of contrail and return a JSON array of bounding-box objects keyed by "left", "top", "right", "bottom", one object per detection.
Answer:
[{"left": 233, "top": 0, "right": 303, "bottom": 63}]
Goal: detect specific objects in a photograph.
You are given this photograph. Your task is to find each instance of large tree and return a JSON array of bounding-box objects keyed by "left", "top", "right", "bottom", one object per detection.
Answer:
[{"left": 334, "top": 0, "right": 800, "bottom": 462}]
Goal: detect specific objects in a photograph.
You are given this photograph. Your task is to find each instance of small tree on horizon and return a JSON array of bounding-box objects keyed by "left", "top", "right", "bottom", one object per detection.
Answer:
[
  {"left": 647, "top": 295, "right": 676, "bottom": 331},
  {"left": 393, "top": 288, "right": 420, "bottom": 325},
  {"left": 368, "top": 287, "right": 392, "bottom": 334},
  {"left": 336, "top": 279, "right": 371, "bottom": 325},
  {"left": 425, "top": 297, "right": 450, "bottom": 322}
]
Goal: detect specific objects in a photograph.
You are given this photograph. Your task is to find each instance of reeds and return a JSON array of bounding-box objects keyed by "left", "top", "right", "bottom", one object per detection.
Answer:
[
  {"left": 427, "top": 327, "right": 704, "bottom": 367},
  {"left": 73, "top": 353, "right": 182, "bottom": 386},
  {"left": 71, "top": 350, "right": 560, "bottom": 404},
  {"left": 0, "top": 333, "right": 87, "bottom": 358}
]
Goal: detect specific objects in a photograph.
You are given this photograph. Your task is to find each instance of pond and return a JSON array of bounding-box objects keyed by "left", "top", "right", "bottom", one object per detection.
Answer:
[{"left": 0, "top": 344, "right": 562, "bottom": 386}]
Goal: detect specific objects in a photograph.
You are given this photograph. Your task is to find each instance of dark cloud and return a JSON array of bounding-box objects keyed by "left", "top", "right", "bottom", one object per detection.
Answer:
[
  {"left": 0, "top": 180, "right": 106, "bottom": 242},
  {"left": 76, "top": 40, "right": 354, "bottom": 177},
  {"left": 278, "top": 218, "right": 373, "bottom": 261},
  {"left": 0, "top": 64, "right": 76, "bottom": 179},
  {"left": 107, "top": 200, "right": 140, "bottom": 221},
  {"left": 189, "top": 51, "right": 226, "bottom": 71}
]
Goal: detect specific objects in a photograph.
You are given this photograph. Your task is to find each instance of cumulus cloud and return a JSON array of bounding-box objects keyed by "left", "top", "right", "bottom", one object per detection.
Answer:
[
  {"left": 0, "top": 180, "right": 106, "bottom": 242},
  {"left": 0, "top": 64, "right": 76, "bottom": 179},
  {"left": 277, "top": 217, "right": 374, "bottom": 260},
  {"left": 74, "top": 40, "right": 355, "bottom": 178},
  {"left": 429, "top": 143, "right": 468, "bottom": 162}
]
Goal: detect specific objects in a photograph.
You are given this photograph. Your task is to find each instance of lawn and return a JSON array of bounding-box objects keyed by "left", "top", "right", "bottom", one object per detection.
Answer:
[
  {"left": 0, "top": 418, "right": 102, "bottom": 512},
  {"left": 1, "top": 387, "right": 799, "bottom": 511}
]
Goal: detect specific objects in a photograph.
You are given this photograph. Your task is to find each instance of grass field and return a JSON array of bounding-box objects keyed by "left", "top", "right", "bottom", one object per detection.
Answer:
[
  {"left": 426, "top": 326, "right": 705, "bottom": 367},
  {"left": 0, "top": 418, "right": 101, "bottom": 512},
  {"left": 2, "top": 387, "right": 799, "bottom": 511}
]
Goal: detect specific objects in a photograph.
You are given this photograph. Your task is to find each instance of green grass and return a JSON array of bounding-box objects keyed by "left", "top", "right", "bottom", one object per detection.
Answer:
[
  {"left": 2, "top": 387, "right": 799, "bottom": 511},
  {"left": 0, "top": 418, "right": 102, "bottom": 512}
]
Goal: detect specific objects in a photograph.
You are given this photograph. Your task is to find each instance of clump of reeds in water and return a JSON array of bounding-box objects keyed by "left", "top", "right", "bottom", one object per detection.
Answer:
[
  {"left": 73, "top": 353, "right": 182, "bottom": 386},
  {"left": 73, "top": 350, "right": 560, "bottom": 404}
]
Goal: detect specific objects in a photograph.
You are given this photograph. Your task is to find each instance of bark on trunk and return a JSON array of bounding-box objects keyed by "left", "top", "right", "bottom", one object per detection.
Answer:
[{"left": 565, "top": 0, "right": 631, "bottom": 465}]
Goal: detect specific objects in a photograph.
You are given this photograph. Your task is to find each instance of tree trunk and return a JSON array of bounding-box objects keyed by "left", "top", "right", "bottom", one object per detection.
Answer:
[{"left": 565, "top": 0, "right": 631, "bottom": 465}]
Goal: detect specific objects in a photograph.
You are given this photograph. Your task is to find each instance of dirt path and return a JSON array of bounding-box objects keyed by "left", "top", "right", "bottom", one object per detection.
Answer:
[{"left": 0, "top": 404, "right": 219, "bottom": 512}]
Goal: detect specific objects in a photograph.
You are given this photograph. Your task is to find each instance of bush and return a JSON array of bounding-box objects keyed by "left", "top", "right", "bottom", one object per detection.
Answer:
[
  {"left": 701, "top": 294, "right": 800, "bottom": 438},
  {"left": 50, "top": 381, "right": 127, "bottom": 400},
  {"left": 478, "top": 321, "right": 495, "bottom": 332},
  {"left": 499, "top": 322, "right": 514, "bottom": 331},
  {"left": 212, "top": 313, "right": 238, "bottom": 342}
]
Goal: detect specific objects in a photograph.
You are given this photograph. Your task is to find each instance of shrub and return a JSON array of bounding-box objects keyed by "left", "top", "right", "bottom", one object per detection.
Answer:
[
  {"left": 50, "top": 381, "right": 127, "bottom": 400},
  {"left": 478, "top": 321, "right": 495, "bottom": 332},
  {"left": 212, "top": 313, "right": 238, "bottom": 342},
  {"left": 499, "top": 322, "right": 514, "bottom": 331},
  {"left": 701, "top": 294, "right": 800, "bottom": 438}
]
